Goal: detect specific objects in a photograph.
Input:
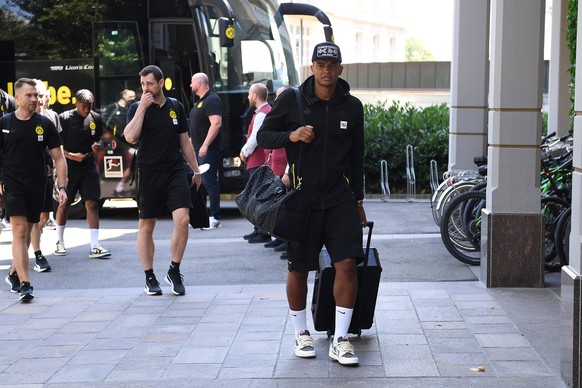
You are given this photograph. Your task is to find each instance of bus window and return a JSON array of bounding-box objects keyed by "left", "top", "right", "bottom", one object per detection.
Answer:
[
  {"left": 150, "top": 22, "right": 200, "bottom": 109},
  {"left": 241, "top": 41, "right": 274, "bottom": 85},
  {"left": 95, "top": 23, "right": 142, "bottom": 77}
]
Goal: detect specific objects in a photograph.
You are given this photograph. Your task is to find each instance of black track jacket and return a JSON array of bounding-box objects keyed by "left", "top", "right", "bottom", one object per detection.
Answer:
[{"left": 257, "top": 76, "right": 364, "bottom": 210}]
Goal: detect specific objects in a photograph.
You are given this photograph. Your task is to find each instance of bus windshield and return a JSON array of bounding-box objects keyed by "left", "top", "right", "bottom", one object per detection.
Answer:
[{"left": 198, "top": 2, "right": 298, "bottom": 92}]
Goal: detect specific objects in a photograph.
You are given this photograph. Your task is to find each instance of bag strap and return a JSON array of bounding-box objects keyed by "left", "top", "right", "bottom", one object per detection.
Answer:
[
  {"left": 293, "top": 87, "right": 304, "bottom": 190},
  {"left": 364, "top": 221, "right": 374, "bottom": 270}
]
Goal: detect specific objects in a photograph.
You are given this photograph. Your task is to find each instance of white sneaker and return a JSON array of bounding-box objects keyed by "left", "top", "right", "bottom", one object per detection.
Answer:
[
  {"left": 329, "top": 336, "right": 359, "bottom": 365},
  {"left": 0, "top": 218, "right": 11, "bottom": 231},
  {"left": 89, "top": 245, "right": 111, "bottom": 259},
  {"left": 55, "top": 241, "right": 67, "bottom": 256},
  {"left": 202, "top": 216, "right": 221, "bottom": 230},
  {"left": 293, "top": 330, "right": 316, "bottom": 358}
]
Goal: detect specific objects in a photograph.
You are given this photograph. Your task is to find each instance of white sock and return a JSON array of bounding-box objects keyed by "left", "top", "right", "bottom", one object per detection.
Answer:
[
  {"left": 90, "top": 229, "right": 99, "bottom": 249},
  {"left": 334, "top": 306, "right": 354, "bottom": 344},
  {"left": 290, "top": 309, "right": 308, "bottom": 335},
  {"left": 56, "top": 225, "right": 65, "bottom": 243}
]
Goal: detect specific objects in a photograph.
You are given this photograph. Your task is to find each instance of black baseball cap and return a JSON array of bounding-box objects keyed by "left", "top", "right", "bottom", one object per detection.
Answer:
[{"left": 311, "top": 42, "right": 342, "bottom": 63}]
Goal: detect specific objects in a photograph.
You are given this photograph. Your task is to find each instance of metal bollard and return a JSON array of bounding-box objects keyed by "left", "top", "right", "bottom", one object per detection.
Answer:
[
  {"left": 380, "top": 160, "right": 390, "bottom": 201},
  {"left": 406, "top": 145, "right": 416, "bottom": 202}
]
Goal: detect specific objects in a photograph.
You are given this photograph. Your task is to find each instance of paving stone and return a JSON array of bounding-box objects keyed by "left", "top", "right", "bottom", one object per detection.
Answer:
[
  {"left": 383, "top": 357, "right": 439, "bottom": 377},
  {"left": 426, "top": 336, "right": 483, "bottom": 354},
  {"left": 483, "top": 347, "right": 542, "bottom": 361},
  {"left": 173, "top": 346, "right": 229, "bottom": 364},
  {"left": 68, "top": 349, "right": 129, "bottom": 365},
  {"left": 48, "top": 364, "right": 116, "bottom": 383},
  {"left": 474, "top": 333, "right": 531, "bottom": 348},
  {"left": 105, "top": 367, "right": 165, "bottom": 381},
  {"left": 414, "top": 306, "right": 463, "bottom": 322},
  {"left": 490, "top": 360, "right": 553, "bottom": 377},
  {"left": 25, "top": 344, "right": 83, "bottom": 358}
]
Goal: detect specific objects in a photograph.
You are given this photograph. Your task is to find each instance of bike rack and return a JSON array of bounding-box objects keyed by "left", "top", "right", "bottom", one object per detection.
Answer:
[
  {"left": 430, "top": 159, "right": 439, "bottom": 194},
  {"left": 380, "top": 159, "right": 390, "bottom": 201},
  {"left": 406, "top": 145, "right": 416, "bottom": 202}
]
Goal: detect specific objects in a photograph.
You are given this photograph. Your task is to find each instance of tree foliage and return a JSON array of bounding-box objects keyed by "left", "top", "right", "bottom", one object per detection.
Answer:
[
  {"left": 405, "top": 37, "right": 435, "bottom": 62},
  {"left": 1, "top": 0, "right": 136, "bottom": 60}
]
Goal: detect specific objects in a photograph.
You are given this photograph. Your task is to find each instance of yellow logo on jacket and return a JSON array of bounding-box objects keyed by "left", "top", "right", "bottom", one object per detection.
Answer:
[
  {"left": 197, "top": 101, "right": 203, "bottom": 108},
  {"left": 35, "top": 126, "right": 44, "bottom": 135},
  {"left": 169, "top": 110, "right": 177, "bottom": 119},
  {"left": 89, "top": 122, "right": 96, "bottom": 130}
]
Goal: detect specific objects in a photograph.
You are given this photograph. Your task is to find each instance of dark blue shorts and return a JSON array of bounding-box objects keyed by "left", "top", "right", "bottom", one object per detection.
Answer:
[
  {"left": 287, "top": 201, "right": 364, "bottom": 272},
  {"left": 136, "top": 168, "right": 191, "bottom": 219}
]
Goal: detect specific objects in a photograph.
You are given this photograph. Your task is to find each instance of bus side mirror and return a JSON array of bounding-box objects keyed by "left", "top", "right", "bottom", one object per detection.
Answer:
[
  {"left": 324, "top": 26, "right": 334, "bottom": 43},
  {"left": 219, "top": 17, "right": 235, "bottom": 47}
]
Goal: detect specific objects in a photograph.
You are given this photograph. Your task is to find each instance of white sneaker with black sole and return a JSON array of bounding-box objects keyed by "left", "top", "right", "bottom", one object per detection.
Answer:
[
  {"left": 55, "top": 241, "right": 67, "bottom": 256},
  {"left": 89, "top": 245, "right": 111, "bottom": 259}
]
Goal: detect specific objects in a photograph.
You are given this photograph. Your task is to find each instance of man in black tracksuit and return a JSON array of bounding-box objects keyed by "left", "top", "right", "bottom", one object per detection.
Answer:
[{"left": 257, "top": 42, "right": 367, "bottom": 366}]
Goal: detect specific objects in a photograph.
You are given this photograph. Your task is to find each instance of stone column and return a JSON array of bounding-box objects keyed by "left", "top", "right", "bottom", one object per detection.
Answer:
[
  {"left": 448, "top": 0, "right": 489, "bottom": 170},
  {"left": 481, "top": 0, "right": 545, "bottom": 287},
  {"left": 547, "top": 0, "right": 571, "bottom": 137},
  {"left": 560, "top": 2, "right": 582, "bottom": 385}
]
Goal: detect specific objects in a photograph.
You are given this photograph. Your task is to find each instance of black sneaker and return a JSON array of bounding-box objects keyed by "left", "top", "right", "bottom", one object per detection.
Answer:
[
  {"left": 144, "top": 275, "right": 162, "bottom": 295},
  {"left": 243, "top": 230, "right": 258, "bottom": 240},
  {"left": 264, "top": 238, "right": 283, "bottom": 248},
  {"left": 19, "top": 282, "right": 34, "bottom": 303},
  {"left": 165, "top": 269, "right": 185, "bottom": 295},
  {"left": 5, "top": 271, "right": 20, "bottom": 293},
  {"left": 274, "top": 241, "right": 288, "bottom": 252},
  {"left": 34, "top": 255, "right": 52, "bottom": 273},
  {"left": 248, "top": 233, "right": 272, "bottom": 243}
]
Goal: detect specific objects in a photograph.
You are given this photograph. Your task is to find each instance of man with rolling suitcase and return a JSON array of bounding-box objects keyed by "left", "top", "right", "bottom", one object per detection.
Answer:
[{"left": 257, "top": 41, "right": 366, "bottom": 365}]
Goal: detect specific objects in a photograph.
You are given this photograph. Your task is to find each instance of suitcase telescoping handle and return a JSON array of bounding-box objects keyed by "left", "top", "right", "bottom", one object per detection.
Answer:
[{"left": 364, "top": 221, "right": 374, "bottom": 269}]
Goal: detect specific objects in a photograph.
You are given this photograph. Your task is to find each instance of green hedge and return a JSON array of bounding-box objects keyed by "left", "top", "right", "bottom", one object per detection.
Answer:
[{"left": 363, "top": 101, "right": 449, "bottom": 194}]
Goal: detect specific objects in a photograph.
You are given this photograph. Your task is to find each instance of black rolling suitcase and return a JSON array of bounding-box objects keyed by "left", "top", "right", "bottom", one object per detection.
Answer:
[{"left": 311, "top": 221, "right": 382, "bottom": 337}]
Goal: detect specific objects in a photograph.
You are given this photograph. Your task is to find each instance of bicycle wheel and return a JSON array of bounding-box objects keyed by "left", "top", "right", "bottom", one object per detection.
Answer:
[
  {"left": 440, "top": 190, "right": 486, "bottom": 266},
  {"left": 555, "top": 206, "right": 571, "bottom": 266},
  {"left": 541, "top": 196, "right": 569, "bottom": 263},
  {"left": 434, "top": 180, "right": 481, "bottom": 226}
]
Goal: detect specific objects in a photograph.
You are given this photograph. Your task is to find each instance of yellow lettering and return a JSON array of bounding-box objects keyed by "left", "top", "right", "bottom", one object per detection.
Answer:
[
  {"left": 47, "top": 86, "right": 57, "bottom": 106},
  {"left": 7, "top": 82, "right": 13, "bottom": 96},
  {"left": 57, "top": 86, "right": 71, "bottom": 105}
]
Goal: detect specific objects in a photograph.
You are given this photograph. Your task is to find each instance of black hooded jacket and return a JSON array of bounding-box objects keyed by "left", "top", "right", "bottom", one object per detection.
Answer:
[{"left": 257, "top": 76, "right": 364, "bottom": 210}]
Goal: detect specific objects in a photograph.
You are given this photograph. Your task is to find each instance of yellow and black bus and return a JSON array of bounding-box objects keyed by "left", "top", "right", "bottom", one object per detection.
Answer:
[{"left": 0, "top": 0, "right": 333, "bottom": 212}]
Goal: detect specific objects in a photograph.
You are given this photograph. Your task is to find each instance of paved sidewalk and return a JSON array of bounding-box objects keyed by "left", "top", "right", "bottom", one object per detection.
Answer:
[
  {"left": 0, "top": 199, "right": 566, "bottom": 386},
  {"left": 0, "top": 278, "right": 564, "bottom": 387}
]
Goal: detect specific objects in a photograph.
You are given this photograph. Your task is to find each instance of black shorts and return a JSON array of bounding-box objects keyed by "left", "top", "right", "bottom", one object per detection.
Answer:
[
  {"left": 287, "top": 201, "right": 364, "bottom": 272},
  {"left": 66, "top": 159, "right": 101, "bottom": 202},
  {"left": 42, "top": 176, "right": 54, "bottom": 213},
  {"left": 136, "top": 168, "right": 191, "bottom": 219},
  {"left": 3, "top": 185, "right": 44, "bottom": 223}
]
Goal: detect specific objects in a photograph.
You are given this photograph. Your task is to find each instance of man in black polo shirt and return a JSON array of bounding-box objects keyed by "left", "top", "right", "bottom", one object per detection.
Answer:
[
  {"left": 55, "top": 89, "right": 111, "bottom": 259},
  {"left": 1, "top": 78, "right": 67, "bottom": 302},
  {"left": 125, "top": 65, "right": 202, "bottom": 296},
  {"left": 189, "top": 72, "right": 223, "bottom": 229}
]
